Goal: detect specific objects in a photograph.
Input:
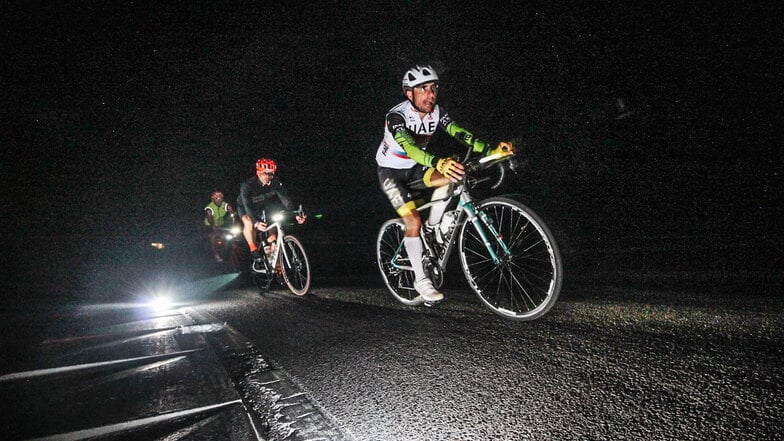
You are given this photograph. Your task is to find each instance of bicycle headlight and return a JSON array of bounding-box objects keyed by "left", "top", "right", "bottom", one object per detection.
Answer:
[
  {"left": 147, "top": 293, "right": 174, "bottom": 312},
  {"left": 479, "top": 151, "right": 514, "bottom": 163},
  {"left": 480, "top": 153, "right": 502, "bottom": 163}
]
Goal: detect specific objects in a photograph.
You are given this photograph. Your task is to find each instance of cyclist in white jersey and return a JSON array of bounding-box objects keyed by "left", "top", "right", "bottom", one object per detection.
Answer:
[{"left": 375, "top": 64, "right": 514, "bottom": 302}]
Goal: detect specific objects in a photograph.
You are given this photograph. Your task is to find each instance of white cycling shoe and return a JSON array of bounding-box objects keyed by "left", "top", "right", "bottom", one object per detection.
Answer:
[{"left": 414, "top": 279, "right": 444, "bottom": 302}]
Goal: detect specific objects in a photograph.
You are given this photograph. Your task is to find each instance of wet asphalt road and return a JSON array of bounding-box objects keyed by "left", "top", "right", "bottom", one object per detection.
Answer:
[
  {"left": 192, "top": 275, "right": 783, "bottom": 441},
  {"left": 1, "top": 263, "right": 781, "bottom": 440}
]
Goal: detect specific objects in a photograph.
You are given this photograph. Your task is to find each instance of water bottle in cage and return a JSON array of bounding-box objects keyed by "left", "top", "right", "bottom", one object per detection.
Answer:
[{"left": 437, "top": 210, "right": 458, "bottom": 243}]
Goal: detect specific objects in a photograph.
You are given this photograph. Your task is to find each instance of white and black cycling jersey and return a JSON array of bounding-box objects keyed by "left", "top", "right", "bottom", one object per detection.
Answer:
[{"left": 375, "top": 100, "right": 453, "bottom": 169}]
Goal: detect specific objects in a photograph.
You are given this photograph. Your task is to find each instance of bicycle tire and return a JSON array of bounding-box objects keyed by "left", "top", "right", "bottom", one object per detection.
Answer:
[
  {"left": 280, "top": 235, "right": 311, "bottom": 296},
  {"left": 458, "top": 197, "right": 562, "bottom": 321},
  {"left": 376, "top": 219, "right": 424, "bottom": 306}
]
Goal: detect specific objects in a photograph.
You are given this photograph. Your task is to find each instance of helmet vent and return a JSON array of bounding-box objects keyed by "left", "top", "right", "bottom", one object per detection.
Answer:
[{"left": 401, "top": 64, "right": 439, "bottom": 90}]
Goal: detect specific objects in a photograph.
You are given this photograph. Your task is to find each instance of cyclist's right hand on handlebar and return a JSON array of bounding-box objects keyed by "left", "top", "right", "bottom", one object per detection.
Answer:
[
  {"left": 254, "top": 221, "right": 267, "bottom": 231},
  {"left": 436, "top": 157, "right": 465, "bottom": 181}
]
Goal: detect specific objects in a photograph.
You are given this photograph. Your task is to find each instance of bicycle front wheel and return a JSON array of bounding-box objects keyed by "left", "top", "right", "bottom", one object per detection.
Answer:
[
  {"left": 459, "top": 197, "right": 562, "bottom": 321},
  {"left": 280, "top": 235, "right": 311, "bottom": 296},
  {"left": 376, "top": 219, "right": 422, "bottom": 305}
]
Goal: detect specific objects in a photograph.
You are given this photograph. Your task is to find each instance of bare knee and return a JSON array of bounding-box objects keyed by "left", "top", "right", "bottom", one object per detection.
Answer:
[{"left": 402, "top": 211, "right": 422, "bottom": 237}]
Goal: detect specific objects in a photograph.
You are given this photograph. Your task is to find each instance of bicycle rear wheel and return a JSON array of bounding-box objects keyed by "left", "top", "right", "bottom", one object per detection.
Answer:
[
  {"left": 280, "top": 235, "right": 310, "bottom": 296},
  {"left": 376, "top": 219, "right": 423, "bottom": 305},
  {"left": 459, "top": 197, "right": 562, "bottom": 321}
]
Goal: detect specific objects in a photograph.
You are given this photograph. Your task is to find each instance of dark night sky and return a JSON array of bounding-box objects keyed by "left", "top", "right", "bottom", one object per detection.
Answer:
[{"left": 3, "top": 1, "right": 780, "bottom": 278}]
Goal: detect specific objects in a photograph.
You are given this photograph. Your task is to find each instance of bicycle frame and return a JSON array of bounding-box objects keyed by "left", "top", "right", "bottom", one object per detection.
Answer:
[
  {"left": 255, "top": 213, "right": 292, "bottom": 270},
  {"left": 256, "top": 213, "right": 290, "bottom": 268},
  {"left": 395, "top": 159, "right": 514, "bottom": 278}
]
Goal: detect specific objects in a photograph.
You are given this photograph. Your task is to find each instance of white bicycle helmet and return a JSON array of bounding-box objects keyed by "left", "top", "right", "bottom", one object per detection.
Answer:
[{"left": 401, "top": 64, "right": 439, "bottom": 91}]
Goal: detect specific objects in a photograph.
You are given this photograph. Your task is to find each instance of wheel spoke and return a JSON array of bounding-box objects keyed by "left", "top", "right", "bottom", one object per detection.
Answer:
[
  {"left": 281, "top": 236, "right": 310, "bottom": 296},
  {"left": 376, "top": 220, "right": 421, "bottom": 305},
  {"left": 459, "top": 198, "right": 562, "bottom": 320}
]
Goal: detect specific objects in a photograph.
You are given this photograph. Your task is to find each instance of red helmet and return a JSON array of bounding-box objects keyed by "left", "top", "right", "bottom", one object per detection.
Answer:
[{"left": 255, "top": 158, "right": 277, "bottom": 173}]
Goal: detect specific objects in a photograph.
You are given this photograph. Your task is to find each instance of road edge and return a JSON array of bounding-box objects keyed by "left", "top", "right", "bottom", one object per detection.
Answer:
[{"left": 184, "top": 308, "right": 353, "bottom": 441}]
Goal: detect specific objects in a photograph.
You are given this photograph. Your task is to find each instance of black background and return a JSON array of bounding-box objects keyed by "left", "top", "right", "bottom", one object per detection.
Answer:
[{"left": 3, "top": 1, "right": 780, "bottom": 299}]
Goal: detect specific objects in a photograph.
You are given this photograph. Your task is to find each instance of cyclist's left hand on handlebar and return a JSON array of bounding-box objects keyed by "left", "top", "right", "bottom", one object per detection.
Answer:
[
  {"left": 295, "top": 214, "right": 307, "bottom": 224},
  {"left": 436, "top": 157, "right": 465, "bottom": 181},
  {"left": 488, "top": 141, "right": 514, "bottom": 157}
]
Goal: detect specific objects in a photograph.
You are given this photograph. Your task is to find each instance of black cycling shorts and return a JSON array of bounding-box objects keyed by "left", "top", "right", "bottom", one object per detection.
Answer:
[{"left": 377, "top": 166, "right": 434, "bottom": 217}]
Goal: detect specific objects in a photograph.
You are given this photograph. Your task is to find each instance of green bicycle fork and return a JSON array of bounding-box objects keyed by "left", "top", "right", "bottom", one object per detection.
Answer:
[{"left": 461, "top": 200, "right": 511, "bottom": 265}]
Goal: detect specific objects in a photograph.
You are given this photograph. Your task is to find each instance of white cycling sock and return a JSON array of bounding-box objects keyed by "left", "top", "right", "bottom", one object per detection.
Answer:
[{"left": 403, "top": 236, "right": 427, "bottom": 282}]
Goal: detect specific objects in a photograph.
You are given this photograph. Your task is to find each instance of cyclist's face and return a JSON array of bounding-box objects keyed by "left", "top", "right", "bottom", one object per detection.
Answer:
[
  {"left": 257, "top": 169, "right": 274, "bottom": 185},
  {"left": 211, "top": 193, "right": 224, "bottom": 203},
  {"left": 407, "top": 81, "right": 438, "bottom": 113}
]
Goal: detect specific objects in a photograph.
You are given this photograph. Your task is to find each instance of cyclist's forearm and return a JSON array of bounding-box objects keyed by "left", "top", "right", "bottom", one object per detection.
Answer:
[
  {"left": 445, "top": 121, "right": 490, "bottom": 154},
  {"left": 393, "top": 129, "right": 437, "bottom": 167}
]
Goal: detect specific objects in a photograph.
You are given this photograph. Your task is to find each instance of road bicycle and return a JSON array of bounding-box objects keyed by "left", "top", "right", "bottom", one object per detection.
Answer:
[
  {"left": 376, "top": 147, "right": 563, "bottom": 321},
  {"left": 251, "top": 207, "right": 311, "bottom": 296}
]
